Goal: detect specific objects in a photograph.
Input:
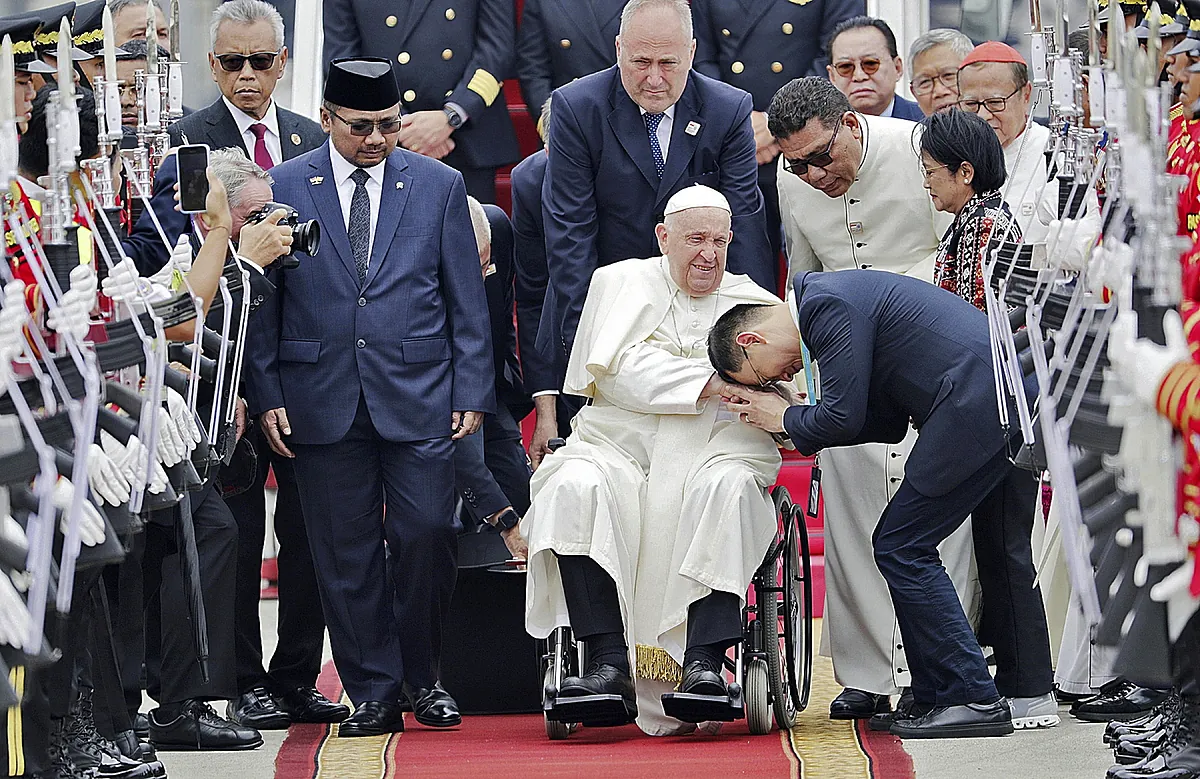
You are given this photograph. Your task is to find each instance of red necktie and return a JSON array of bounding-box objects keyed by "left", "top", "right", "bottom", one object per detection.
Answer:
[{"left": 250, "top": 123, "right": 274, "bottom": 170}]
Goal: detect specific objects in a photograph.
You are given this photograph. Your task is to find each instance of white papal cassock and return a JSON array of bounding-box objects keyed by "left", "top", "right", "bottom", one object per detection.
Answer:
[
  {"left": 776, "top": 113, "right": 980, "bottom": 696},
  {"left": 524, "top": 257, "right": 782, "bottom": 735}
]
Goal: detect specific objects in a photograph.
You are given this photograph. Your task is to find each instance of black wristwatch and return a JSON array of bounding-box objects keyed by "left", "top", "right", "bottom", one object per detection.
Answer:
[
  {"left": 443, "top": 105, "right": 464, "bottom": 129},
  {"left": 492, "top": 507, "right": 520, "bottom": 531}
]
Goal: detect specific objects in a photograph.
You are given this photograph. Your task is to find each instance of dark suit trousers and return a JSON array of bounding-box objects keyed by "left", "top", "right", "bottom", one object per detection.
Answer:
[
  {"left": 224, "top": 425, "right": 325, "bottom": 694},
  {"left": 758, "top": 159, "right": 784, "bottom": 288},
  {"left": 484, "top": 405, "right": 532, "bottom": 516},
  {"left": 142, "top": 484, "right": 239, "bottom": 705},
  {"left": 872, "top": 449, "right": 1054, "bottom": 707},
  {"left": 291, "top": 395, "right": 457, "bottom": 703}
]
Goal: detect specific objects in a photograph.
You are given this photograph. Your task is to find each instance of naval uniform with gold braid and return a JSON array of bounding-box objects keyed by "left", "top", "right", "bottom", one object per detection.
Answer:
[{"left": 322, "top": 0, "right": 520, "bottom": 202}]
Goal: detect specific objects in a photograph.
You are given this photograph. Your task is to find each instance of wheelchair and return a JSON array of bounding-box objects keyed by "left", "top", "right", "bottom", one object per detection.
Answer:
[{"left": 540, "top": 485, "right": 814, "bottom": 738}]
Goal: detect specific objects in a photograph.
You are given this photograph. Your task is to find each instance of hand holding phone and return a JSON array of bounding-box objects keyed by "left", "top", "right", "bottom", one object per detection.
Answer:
[{"left": 176, "top": 144, "right": 210, "bottom": 214}]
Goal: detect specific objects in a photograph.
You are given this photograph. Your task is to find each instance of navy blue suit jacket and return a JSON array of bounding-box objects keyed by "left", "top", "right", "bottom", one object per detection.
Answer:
[
  {"left": 542, "top": 66, "right": 772, "bottom": 366},
  {"left": 890, "top": 95, "right": 925, "bottom": 122},
  {"left": 244, "top": 142, "right": 495, "bottom": 445},
  {"left": 515, "top": 0, "right": 623, "bottom": 120},
  {"left": 783, "top": 270, "right": 1030, "bottom": 497},
  {"left": 482, "top": 203, "right": 531, "bottom": 419},
  {"left": 692, "top": 0, "right": 866, "bottom": 111},
  {"left": 509, "top": 150, "right": 558, "bottom": 394}
]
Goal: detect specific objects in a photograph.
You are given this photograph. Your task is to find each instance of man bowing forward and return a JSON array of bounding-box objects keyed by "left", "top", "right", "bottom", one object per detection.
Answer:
[{"left": 245, "top": 58, "right": 495, "bottom": 737}]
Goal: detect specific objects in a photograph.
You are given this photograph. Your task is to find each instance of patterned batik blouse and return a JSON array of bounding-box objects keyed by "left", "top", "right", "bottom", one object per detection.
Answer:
[{"left": 933, "top": 190, "right": 1022, "bottom": 312}]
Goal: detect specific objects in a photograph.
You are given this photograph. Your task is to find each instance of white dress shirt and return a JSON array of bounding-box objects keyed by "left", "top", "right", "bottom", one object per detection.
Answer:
[
  {"left": 880, "top": 97, "right": 895, "bottom": 118},
  {"left": 638, "top": 103, "right": 676, "bottom": 163},
  {"left": 223, "top": 96, "right": 282, "bottom": 167},
  {"left": 329, "top": 146, "right": 385, "bottom": 259}
]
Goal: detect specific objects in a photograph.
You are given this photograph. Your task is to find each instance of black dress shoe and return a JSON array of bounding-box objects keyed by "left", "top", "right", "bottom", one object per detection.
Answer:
[
  {"left": 276, "top": 686, "right": 351, "bottom": 724},
  {"left": 869, "top": 689, "right": 915, "bottom": 732},
  {"left": 1074, "top": 679, "right": 1172, "bottom": 722},
  {"left": 338, "top": 701, "right": 406, "bottom": 738},
  {"left": 554, "top": 663, "right": 638, "bottom": 726},
  {"left": 680, "top": 659, "right": 727, "bottom": 697},
  {"left": 890, "top": 700, "right": 1014, "bottom": 739},
  {"left": 133, "top": 714, "right": 149, "bottom": 741},
  {"left": 403, "top": 682, "right": 462, "bottom": 728},
  {"left": 227, "top": 686, "right": 290, "bottom": 730},
  {"left": 149, "top": 700, "right": 264, "bottom": 751},
  {"left": 830, "top": 687, "right": 891, "bottom": 720}
]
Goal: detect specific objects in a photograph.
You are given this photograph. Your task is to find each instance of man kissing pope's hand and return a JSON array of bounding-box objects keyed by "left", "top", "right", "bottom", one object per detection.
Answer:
[{"left": 722, "top": 385, "right": 794, "bottom": 434}]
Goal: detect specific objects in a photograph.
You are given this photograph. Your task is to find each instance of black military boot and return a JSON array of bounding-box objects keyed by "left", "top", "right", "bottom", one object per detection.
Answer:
[
  {"left": 47, "top": 716, "right": 94, "bottom": 779},
  {"left": 65, "top": 691, "right": 166, "bottom": 778},
  {"left": 1108, "top": 695, "right": 1200, "bottom": 778},
  {"left": 1109, "top": 694, "right": 1181, "bottom": 746}
]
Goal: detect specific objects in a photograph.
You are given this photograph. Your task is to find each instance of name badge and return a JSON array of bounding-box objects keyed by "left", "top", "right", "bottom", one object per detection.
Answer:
[
  {"left": 1021, "top": 202, "right": 1035, "bottom": 216},
  {"left": 685, "top": 121, "right": 701, "bottom": 136},
  {"left": 848, "top": 221, "right": 864, "bottom": 234}
]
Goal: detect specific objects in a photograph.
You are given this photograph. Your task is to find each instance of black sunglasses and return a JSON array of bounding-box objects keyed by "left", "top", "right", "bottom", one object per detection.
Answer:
[
  {"left": 328, "top": 109, "right": 403, "bottom": 137},
  {"left": 782, "top": 121, "right": 842, "bottom": 176},
  {"left": 214, "top": 50, "right": 281, "bottom": 72}
]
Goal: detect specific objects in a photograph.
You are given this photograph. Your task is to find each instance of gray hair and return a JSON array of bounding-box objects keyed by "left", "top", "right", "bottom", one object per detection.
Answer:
[
  {"left": 115, "top": 38, "right": 169, "bottom": 61},
  {"left": 108, "top": 0, "right": 165, "bottom": 18},
  {"left": 210, "top": 0, "right": 285, "bottom": 51},
  {"left": 767, "top": 77, "right": 851, "bottom": 139},
  {"left": 907, "top": 28, "right": 975, "bottom": 74},
  {"left": 537, "top": 95, "right": 553, "bottom": 143},
  {"left": 208, "top": 147, "right": 274, "bottom": 208},
  {"left": 619, "top": 0, "right": 693, "bottom": 42},
  {"left": 466, "top": 196, "right": 491, "bottom": 254}
]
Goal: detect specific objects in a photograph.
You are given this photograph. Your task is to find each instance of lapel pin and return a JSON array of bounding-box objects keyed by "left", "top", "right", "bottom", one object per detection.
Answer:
[
  {"left": 397, "top": 181, "right": 404, "bottom": 189},
  {"left": 309, "top": 176, "right": 324, "bottom": 185},
  {"left": 291, "top": 133, "right": 302, "bottom": 146},
  {"left": 685, "top": 121, "right": 701, "bottom": 136}
]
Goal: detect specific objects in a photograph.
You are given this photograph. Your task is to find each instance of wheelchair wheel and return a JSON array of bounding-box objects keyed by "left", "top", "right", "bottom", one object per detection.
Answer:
[
  {"left": 783, "top": 506, "right": 814, "bottom": 714},
  {"left": 542, "top": 627, "right": 579, "bottom": 740},
  {"left": 544, "top": 667, "right": 573, "bottom": 740},
  {"left": 762, "top": 489, "right": 796, "bottom": 730},
  {"left": 745, "top": 657, "right": 771, "bottom": 735}
]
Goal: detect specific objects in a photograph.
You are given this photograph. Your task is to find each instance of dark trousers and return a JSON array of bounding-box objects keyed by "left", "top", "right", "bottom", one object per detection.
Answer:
[
  {"left": 458, "top": 167, "right": 497, "bottom": 204},
  {"left": 0, "top": 650, "right": 48, "bottom": 778},
  {"left": 872, "top": 449, "right": 1054, "bottom": 707},
  {"left": 142, "top": 483, "right": 239, "bottom": 706},
  {"left": 291, "top": 395, "right": 457, "bottom": 704},
  {"left": 224, "top": 426, "right": 325, "bottom": 694},
  {"left": 557, "top": 555, "right": 741, "bottom": 649},
  {"left": 757, "top": 160, "right": 784, "bottom": 286},
  {"left": 103, "top": 531, "right": 146, "bottom": 717}
]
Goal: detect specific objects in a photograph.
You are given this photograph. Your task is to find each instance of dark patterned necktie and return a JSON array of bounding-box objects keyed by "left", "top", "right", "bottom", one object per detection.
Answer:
[
  {"left": 348, "top": 168, "right": 371, "bottom": 284},
  {"left": 644, "top": 112, "right": 666, "bottom": 178}
]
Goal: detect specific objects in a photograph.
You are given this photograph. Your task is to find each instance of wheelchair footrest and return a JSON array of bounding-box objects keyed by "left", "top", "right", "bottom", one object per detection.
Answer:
[
  {"left": 661, "top": 684, "right": 744, "bottom": 724},
  {"left": 545, "top": 693, "right": 637, "bottom": 727}
]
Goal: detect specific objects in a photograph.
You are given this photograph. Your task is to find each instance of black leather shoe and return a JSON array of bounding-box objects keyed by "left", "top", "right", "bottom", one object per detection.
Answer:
[
  {"left": 133, "top": 714, "right": 149, "bottom": 741},
  {"left": 148, "top": 700, "right": 264, "bottom": 751},
  {"left": 276, "top": 686, "right": 351, "bottom": 724},
  {"left": 337, "top": 701, "right": 406, "bottom": 738},
  {"left": 227, "top": 686, "right": 290, "bottom": 730},
  {"left": 403, "top": 682, "right": 462, "bottom": 728},
  {"left": 890, "top": 700, "right": 1014, "bottom": 739},
  {"left": 1074, "top": 679, "right": 1172, "bottom": 722},
  {"left": 869, "top": 689, "right": 914, "bottom": 732},
  {"left": 680, "top": 659, "right": 727, "bottom": 697},
  {"left": 553, "top": 663, "right": 638, "bottom": 726},
  {"left": 830, "top": 687, "right": 891, "bottom": 720}
]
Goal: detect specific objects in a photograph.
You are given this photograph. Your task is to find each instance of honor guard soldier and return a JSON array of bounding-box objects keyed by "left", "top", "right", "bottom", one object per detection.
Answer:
[
  {"left": 70, "top": 0, "right": 132, "bottom": 87},
  {"left": 323, "top": 0, "right": 520, "bottom": 202},
  {"left": 692, "top": 0, "right": 864, "bottom": 267},
  {"left": 1, "top": 15, "right": 53, "bottom": 130},
  {"left": 26, "top": 2, "right": 93, "bottom": 89},
  {"left": 516, "top": 0, "right": 623, "bottom": 122}
]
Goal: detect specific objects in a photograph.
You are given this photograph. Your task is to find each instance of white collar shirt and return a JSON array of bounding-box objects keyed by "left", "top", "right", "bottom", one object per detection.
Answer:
[
  {"left": 638, "top": 103, "right": 676, "bottom": 163},
  {"left": 329, "top": 146, "right": 386, "bottom": 259},
  {"left": 223, "top": 96, "right": 282, "bottom": 167}
]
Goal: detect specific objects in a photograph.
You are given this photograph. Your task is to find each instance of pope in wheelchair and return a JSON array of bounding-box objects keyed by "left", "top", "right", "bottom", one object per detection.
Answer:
[{"left": 523, "top": 186, "right": 783, "bottom": 736}]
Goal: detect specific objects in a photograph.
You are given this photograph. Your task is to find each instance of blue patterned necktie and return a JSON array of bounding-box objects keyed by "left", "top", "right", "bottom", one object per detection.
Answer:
[
  {"left": 348, "top": 167, "right": 371, "bottom": 284},
  {"left": 644, "top": 111, "right": 666, "bottom": 178}
]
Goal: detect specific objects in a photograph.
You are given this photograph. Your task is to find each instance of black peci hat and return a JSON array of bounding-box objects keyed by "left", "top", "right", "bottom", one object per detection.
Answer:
[{"left": 323, "top": 58, "right": 400, "bottom": 112}]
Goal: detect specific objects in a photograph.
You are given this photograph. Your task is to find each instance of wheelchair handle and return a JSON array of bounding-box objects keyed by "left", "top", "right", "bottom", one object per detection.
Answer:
[{"left": 547, "top": 438, "right": 567, "bottom": 453}]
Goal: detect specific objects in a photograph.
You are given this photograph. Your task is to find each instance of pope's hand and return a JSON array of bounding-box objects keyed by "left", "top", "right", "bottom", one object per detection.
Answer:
[
  {"left": 51, "top": 477, "right": 106, "bottom": 547},
  {"left": 722, "top": 385, "right": 790, "bottom": 433},
  {"left": 700, "top": 373, "right": 730, "bottom": 399},
  {"left": 1107, "top": 309, "right": 1190, "bottom": 407},
  {"left": 500, "top": 526, "right": 528, "bottom": 561}
]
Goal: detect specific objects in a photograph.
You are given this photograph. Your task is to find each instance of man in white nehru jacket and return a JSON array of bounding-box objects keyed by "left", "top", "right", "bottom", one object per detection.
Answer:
[{"left": 523, "top": 185, "right": 782, "bottom": 736}]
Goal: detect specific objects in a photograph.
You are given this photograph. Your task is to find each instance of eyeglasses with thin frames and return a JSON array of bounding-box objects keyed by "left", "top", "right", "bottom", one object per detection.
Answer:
[
  {"left": 741, "top": 345, "right": 773, "bottom": 389},
  {"left": 832, "top": 58, "right": 881, "bottom": 78},
  {"left": 910, "top": 70, "right": 959, "bottom": 96},
  {"left": 782, "top": 121, "right": 842, "bottom": 177},
  {"left": 921, "top": 163, "right": 950, "bottom": 180},
  {"left": 214, "top": 50, "right": 282, "bottom": 72},
  {"left": 328, "top": 110, "right": 403, "bottom": 137},
  {"left": 958, "top": 85, "right": 1022, "bottom": 115}
]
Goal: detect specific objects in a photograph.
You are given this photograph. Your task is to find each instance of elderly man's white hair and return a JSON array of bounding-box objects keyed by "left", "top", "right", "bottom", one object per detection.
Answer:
[
  {"left": 466, "top": 196, "right": 491, "bottom": 255},
  {"left": 619, "top": 0, "right": 693, "bottom": 41},
  {"left": 208, "top": 148, "right": 274, "bottom": 208},
  {"left": 210, "top": 0, "right": 285, "bottom": 51},
  {"left": 907, "top": 28, "right": 974, "bottom": 75}
]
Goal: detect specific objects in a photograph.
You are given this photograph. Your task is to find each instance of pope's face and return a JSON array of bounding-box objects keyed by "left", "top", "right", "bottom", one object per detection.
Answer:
[
  {"left": 616, "top": 4, "right": 695, "bottom": 114},
  {"left": 655, "top": 207, "right": 730, "bottom": 297},
  {"left": 777, "top": 112, "right": 863, "bottom": 200},
  {"left": 956, "top": 62, "right": 1031, "bottom": 149}
]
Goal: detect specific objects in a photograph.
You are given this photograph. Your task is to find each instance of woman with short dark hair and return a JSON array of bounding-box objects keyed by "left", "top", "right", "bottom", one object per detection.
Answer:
[{"left": 917, "top": 109, "right": 1020, "bottom": 311}]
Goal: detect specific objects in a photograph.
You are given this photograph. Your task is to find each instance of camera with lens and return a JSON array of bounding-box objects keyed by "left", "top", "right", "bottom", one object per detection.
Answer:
[{"left": 244, "top": 202, "right": 321, "bottom": 269}]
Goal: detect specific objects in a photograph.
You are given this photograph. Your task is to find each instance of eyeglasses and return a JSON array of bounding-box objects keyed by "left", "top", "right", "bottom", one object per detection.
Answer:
[
  {"left": 958, "top": 85, "right": 1022, "bottom": 115},
  {"left": 910, "top": 70, "right": 959, "bottom": 96},
  {"left": 741, "top": 345, "right": 772, "bottom": 389},
  {"left": 214, "top": 50, "right": 282, "bottom": 72},
  {"left": 328, "top": 109, "right": 403, "bottom": 137},
  {"left": 782, "top": 121, "right": 842, "bottom": 177},
  {"left": 921, "top": 163, "right": 951, "bottom": 180},
  {"left": 832, "top": 58, "right": 881, "bottom": 78}
]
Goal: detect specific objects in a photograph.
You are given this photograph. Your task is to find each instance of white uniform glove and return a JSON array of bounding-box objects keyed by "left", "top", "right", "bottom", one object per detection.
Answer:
[
  {"left": 155, "top": 406, "right": 186, "bottom": 466},
  {"left": 0, "top": 514, "right": 27, "bottom": 558},
  {"left": 51, "top": 477, "right": 106, "bottom": 547},
  {"left": 0, "top": 281, "right": 29, "bottom": 369},
  {"left": 0, "top": 572, "right": 31, "bottom": 649},
  {"left": 100, "top": 431, "right": 168, "bottom": 494},
  {"left": 165, "top": 387, "right": 202, "bottom": 450},
  {"left": 1107, "top": 309, "right": 1191, "bottom": 406},
  {"left": 1090, "top": 240, "right": 1134, "bottom": 303},
  {"left": 86, "top": 443, "right": 131, "bottom": 507},
  {"left": 149, "top": 236, "right": 193, "bottom": 288},
  {"left": 46, "top": 266, "right": 98, "bottom": 342},
  {"left": 100, "top": 258, "right": 171, "bottom": 310},
  {"left": 1042, "top": 218, "right": 1094, "bottom": 273}
]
